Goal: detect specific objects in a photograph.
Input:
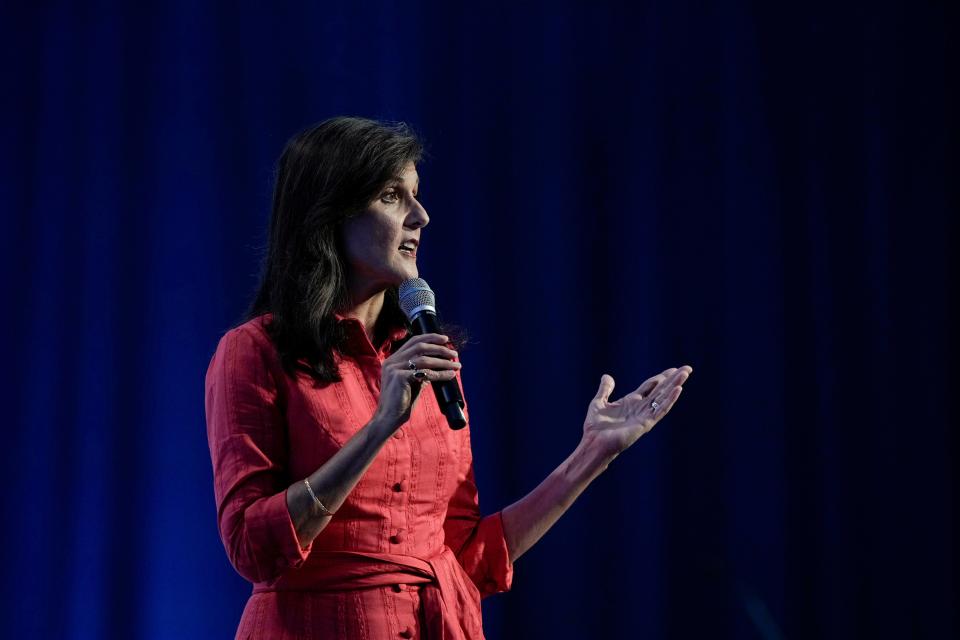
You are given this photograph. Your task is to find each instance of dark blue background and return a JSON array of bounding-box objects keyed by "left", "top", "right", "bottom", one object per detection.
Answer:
[{"left": 2, "top": 1, "right": 957, "bottom": 638}]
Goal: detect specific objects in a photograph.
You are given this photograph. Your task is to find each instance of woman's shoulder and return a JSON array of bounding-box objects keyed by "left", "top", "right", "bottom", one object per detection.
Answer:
[
  {"left": 205, "top": 314, "right": 289, "bottom": 413},
  {"left": 209, "top": 313, "right": 278, "bottom": 368},
  {"left": 227, "top": 312, "right": 273, "bottom": 343}
]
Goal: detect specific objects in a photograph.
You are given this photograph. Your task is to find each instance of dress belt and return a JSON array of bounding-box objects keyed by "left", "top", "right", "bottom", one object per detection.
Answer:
[{"left": 253, "top": 545, "right": 484, "bottom": 640}]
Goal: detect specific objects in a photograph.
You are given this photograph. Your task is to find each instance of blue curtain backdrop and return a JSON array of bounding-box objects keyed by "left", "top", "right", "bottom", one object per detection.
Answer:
[{"left": 2, "top": 1, "right": 957, "bottom": 638}]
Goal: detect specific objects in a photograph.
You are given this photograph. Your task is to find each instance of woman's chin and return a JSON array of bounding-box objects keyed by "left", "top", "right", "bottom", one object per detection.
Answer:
[{"left": 394, "top": 266, "right": 418, "bottom": 284}]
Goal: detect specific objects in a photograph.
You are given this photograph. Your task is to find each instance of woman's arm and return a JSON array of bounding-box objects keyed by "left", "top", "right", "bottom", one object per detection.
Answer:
[
  {"left": 500, "top": 433, "right": 616, "bottom": 562},
  {"left": 284, "top": 415, "right": 393, "bottom": 548},
  {"left": 500, "top": 367, "right": 692, "bottom": 563}
]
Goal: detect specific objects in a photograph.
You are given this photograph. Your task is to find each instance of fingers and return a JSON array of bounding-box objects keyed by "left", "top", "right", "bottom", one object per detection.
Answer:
[
  {"left": 408, "top": 367, "right": 459, "bottom": 383},
  {"left": 594, "top": 374, "right": 615, "bottom": 403},
  {"left": 623, "top": 369, "right": 671, "bottom": 403},
  {"left": 392, "top": 334, "right": 458, "bottom": 362},
  {"left": 403, "top": 355, "right": 462, "bottom": 372},
  {"left": 388, "top": 335, "right": 461, "bottom": 385},
  {"left": 644, "top": 366, "right": 692, "bottom": 412},
  {"left": 650, "top": 383, "right": 684, "bottom": 419},
  {"left": 403, "top": 333, "right": 451, "bottom": 347},
  {"left": 631, "top": 365, "right": 692, "bottom": 399},
  {"left": 612, "top": 366, "right": 689, "bottom": 432},
  {"left": 633, "top": 369, "right": 672, "bottom": 398}
]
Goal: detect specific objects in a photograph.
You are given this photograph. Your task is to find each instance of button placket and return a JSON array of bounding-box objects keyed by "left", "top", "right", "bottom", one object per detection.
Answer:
[
  {"left": 373, "top": 353, "right": 385, "bottom": 392},
  {"left": 388, "top": 430, "right": 409, "bottom": 551},
  {"left": 364, "top": 355, "right": 382, "bottom": 395}
]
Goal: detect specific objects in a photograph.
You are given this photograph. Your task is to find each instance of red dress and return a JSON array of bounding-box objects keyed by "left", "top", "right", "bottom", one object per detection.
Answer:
[{"left": 204, "top": 313, "right": 513, "bottom": 639}]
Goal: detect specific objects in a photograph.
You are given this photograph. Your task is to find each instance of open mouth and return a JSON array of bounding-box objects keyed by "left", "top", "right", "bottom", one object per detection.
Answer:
[{"left": 398, "top": 243, "right": 417, "bottom": 258}]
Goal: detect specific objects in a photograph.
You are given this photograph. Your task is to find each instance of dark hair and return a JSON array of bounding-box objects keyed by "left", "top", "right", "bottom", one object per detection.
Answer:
[{"left": 243, "top": 116, "right": 427, "bottom": 382}]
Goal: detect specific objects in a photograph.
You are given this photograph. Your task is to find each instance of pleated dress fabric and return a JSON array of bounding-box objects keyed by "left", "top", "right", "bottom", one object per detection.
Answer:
[{"left": 204, "top": 313, "right": 513, "bottom": 639}]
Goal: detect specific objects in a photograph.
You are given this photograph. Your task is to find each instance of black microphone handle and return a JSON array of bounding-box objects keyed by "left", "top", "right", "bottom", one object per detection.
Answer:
[{"left": 410, "top": 311, "right": 467, "bottom": 430}]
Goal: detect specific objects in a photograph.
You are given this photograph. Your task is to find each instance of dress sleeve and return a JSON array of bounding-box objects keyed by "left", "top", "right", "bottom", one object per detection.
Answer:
[
  {"left": 442, "top": 369, "right": 514, "bottom": 599},
  {"left": 204, "top": 325, "right": 311, "bottom": 584}
]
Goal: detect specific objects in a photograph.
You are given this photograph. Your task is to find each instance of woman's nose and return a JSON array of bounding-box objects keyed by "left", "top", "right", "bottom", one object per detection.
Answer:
[{"left": 406, "top": 199, "right": 430, "bottom": 229}]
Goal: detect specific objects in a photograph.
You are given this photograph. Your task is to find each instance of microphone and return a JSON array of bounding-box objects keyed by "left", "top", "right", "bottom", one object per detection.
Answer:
[{"left": 398, "top": 278, "right": 467, "bottom": 430}]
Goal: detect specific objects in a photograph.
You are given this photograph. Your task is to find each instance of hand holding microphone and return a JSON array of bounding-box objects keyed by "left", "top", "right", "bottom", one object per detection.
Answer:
[
  {"left": 373, "top": 278, "right": 467, "bottom": 431},
  {"left": 375, "top": 332, "right": 461, "bottom": 431},
  {"left": 397, "top": 278, "right": 467, "bottom": 430}
]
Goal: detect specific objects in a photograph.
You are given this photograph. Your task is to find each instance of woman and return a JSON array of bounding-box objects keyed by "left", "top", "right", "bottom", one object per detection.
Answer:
[{"left": 204, "top": 116, "right": 693, "bottom": 639}]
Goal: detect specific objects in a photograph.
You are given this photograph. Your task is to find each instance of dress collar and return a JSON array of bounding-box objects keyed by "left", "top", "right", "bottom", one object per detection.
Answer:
[
  {"left": 259, "top": 311, "right": 410, "bottom": 368},
  {"left": 333, "top": 311, "right": 410, "bottom": 358}
]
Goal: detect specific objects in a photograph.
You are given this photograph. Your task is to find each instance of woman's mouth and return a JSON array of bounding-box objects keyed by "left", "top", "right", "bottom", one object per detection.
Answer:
[{"left": 398, "top": 243, "right": 417, "bottom": 258}]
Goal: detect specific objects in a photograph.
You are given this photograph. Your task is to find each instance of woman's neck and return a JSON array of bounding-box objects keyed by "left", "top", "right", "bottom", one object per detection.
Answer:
[{"left": 342, "top": 289, "right": 386, "bottom": 345}]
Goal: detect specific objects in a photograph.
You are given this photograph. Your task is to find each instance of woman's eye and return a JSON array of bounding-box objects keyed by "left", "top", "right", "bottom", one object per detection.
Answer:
[{"left": 381, "top": 191, "right": 399, "bottom": 203}]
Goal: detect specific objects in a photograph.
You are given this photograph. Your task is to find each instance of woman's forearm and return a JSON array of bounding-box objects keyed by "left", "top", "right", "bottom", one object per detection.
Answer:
[
  {"left": 500, "top": 433, "right": 619, "bottom": 563},
  {"left": 285, "top": 416, "right": 395, "bottom": 549}
]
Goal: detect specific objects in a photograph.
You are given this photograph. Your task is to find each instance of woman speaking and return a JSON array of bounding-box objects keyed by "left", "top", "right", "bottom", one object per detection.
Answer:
[{"left": 204, "top": 116, "right": 692, "bottom": 639}]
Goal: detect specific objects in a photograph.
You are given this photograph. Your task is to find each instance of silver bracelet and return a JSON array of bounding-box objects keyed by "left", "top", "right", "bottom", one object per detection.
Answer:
[{"left": 303, "top": 478, "right": 335, "bottom": 516}]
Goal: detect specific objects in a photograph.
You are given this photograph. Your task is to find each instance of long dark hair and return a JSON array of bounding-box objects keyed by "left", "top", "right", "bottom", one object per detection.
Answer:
[{"left": 244, "top": 116, "right": 425, "bottom": 382}]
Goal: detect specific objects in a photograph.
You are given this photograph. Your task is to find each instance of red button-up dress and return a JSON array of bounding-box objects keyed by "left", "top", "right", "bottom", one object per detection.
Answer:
[{"left": 204, "top": 312, "right": 513, "bottom": 639}]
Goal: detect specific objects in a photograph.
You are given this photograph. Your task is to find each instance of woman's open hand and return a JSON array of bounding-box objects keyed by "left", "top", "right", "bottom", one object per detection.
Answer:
[
  {"left": 374, "top": 333, "right": 461, "bottom": 431},
  {"left": 582, "top": 366, "right": 693, "bottom": 457}
]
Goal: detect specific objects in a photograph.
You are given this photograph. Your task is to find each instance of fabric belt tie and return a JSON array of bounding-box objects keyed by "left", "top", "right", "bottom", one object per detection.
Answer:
[{"left": 252, "top": 545, "right": 484, "bottom": 640}]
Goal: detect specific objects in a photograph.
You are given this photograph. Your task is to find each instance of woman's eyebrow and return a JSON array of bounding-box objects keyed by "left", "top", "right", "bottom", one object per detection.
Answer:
[{"left": 386, "top": 178, "right": 419, "bottom": 191}]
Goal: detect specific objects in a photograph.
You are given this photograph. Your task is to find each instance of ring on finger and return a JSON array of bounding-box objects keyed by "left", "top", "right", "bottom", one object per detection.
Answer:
[
  {"left": 650, "top": 399, "right": 661, "bottom": 413},
  {"left": 413, "top": 370, "right": 427, "bottom": 380},
  {"left": 407, "top": 359, "right": 417, "bottom": 370}
]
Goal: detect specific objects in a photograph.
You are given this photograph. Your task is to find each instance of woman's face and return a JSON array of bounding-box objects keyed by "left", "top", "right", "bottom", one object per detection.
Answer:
[{"left": 340, "top": 161, "right": 428, "bottom": 294}]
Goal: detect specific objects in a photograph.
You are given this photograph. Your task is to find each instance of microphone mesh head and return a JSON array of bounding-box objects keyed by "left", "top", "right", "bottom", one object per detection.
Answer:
[{"left": 398, "top": 278, "right": 436, "bottom": 320}]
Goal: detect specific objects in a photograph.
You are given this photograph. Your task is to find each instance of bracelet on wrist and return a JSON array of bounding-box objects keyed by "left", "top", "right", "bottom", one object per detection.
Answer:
[{"left": 303, "top": 478, "right": 335, "bottom": 517}]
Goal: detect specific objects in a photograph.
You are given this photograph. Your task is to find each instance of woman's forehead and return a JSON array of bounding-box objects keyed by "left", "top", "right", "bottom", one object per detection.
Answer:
[{"left": 390, "top": 162, "right": 419, "bottom": 187}]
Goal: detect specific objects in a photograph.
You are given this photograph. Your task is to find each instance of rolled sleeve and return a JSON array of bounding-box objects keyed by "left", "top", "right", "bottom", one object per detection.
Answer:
[
  {"left": 205, "top": 326, "right": 311, "bottom": 584},
  {"left": 442, "top": 378, "right": 514, "bottom": 598},
  {"left": 454, "top": 509, "right": 514, "bottom": 598}
]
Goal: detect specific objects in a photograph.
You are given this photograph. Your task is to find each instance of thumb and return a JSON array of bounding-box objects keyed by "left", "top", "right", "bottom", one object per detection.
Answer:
[{"left": 594, "top": 374, "right": 615, "bottom": 403}]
